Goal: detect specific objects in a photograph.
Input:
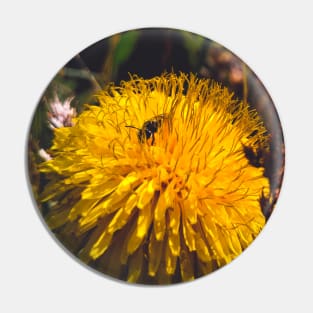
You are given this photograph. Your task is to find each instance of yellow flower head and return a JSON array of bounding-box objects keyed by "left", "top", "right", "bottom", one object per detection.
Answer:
[{"left": 40, "top": 73, "right": 270, "bottom": 284}]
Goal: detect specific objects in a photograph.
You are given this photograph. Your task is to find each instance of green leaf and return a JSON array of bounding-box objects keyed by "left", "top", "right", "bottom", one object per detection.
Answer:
[
  {"left": 112, "top": 30, "right": 139, "bottom": 75},
  {"left": 181, "top": 31, "right": 205, "bottom": 69}
]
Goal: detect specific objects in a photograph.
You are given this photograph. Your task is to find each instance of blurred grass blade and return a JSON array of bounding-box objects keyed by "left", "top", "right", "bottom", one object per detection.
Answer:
[
  {"left": 112, "top": 30, "right": 139, "bottom": 76},
  {"left": 181, "top": 31, "right": 204, "bottom": 69}
]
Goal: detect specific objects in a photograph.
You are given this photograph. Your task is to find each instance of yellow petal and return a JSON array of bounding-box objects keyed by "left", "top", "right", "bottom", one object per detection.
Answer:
[
  {"left": 78, "top": 198, "right": 122, "bottom": 227},
  {"left": 107, "top": 208, "right": 131, "bottom": 234},
  {"left": 81, "top": 178, "right": 120, "bottom": 200},
  {"left": 183, "top": 196, "right": 198, "bottom": 224},
  {"left": 68, "top": 199, "right": 98, "bottom": 221},
  {"left": 226, "top": 230, "right": 242, "bottom": 256},
  {"left": 182, "top": 216, "right": 196, "bottom": 251},
  {"left": 89, "top": 230, "right": 113, "bottom": 259},
  {"left": 124, "top": 193, "right": 138, "bottom": 214},
  {"left": 195, "top": 232, "right": 211, "bottom": 262},
  {"left": 127, "top": 205, "right": 152, "bottom": 255},
  {"left": 169, "top": 202, "right": 180, "bottom": 234},
  {"left": 168, "top": 227, "right": 180, "bottom": 256},
  {"left": 148, "top": 231, "right": 163, "bottom": 276},
  {"left": 137, "top": 180, "right": 155, "bottom": 209},
  {"left": 165, "top": 238, "right": 177, "bottom": 275},
  {"left": 154, "top": 190, "right": 167, "bottom": 241},
  {"left": 179, "top": 241, "right": 195, "bottom": 281},
  {"left": 78, "top": 217, "right": 111, "bottom": 262},
  {"left": 127, "top": 245, "right": 144, "bottom": 283},
  {"left": 137, "top": 204, "right": 152, "bottom": 238}
]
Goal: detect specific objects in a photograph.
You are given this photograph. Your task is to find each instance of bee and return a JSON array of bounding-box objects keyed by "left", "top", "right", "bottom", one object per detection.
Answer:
[{"left": 126, "top": 114, "right": 168, "bottom": 145}]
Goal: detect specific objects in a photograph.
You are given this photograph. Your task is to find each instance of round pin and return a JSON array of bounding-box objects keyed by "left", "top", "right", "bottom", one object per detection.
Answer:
[{"left": 27, "top": 28, "right": 284, "bottom": 285}]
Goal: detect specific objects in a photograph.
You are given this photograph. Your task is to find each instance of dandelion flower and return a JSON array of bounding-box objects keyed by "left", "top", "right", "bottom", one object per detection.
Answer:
[{"left": 39, "top": 73, "right": 270, "bottom": 284}]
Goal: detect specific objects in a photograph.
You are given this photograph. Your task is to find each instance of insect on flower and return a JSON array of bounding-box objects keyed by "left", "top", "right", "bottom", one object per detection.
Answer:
[{"left": 126, "top": 114, "right": 169, "bottom": 145}]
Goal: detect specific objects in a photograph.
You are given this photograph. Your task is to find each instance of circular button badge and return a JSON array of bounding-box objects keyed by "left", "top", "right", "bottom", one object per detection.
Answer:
[{"left": 27, "top": 28, "right": 284, "bottom": 285}]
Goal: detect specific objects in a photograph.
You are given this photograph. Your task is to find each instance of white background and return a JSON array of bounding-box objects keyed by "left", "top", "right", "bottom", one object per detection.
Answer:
[{"left": 1, "top": 0, "right": 312, "bottom": 312}]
